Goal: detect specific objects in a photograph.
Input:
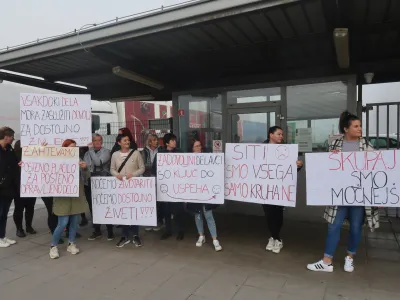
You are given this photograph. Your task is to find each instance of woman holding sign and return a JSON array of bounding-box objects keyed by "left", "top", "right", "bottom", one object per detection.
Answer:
[
  {"left": 263, "top": 126, "right": 303, "bottom": 254},
  {"left": 49, "top": 139, "right": 89, "bottom": 259},
  {"left": 307, "top": 111, "right": 379, "bottom": 273},
  {"left": 110, "top": 133, "right": 145, "bottom": 248},
  {"left": 186, "top": 138, "right": 222, "bottom": 252}
]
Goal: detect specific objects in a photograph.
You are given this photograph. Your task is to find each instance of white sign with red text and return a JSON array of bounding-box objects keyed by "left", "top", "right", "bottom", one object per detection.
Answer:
[
  {"left": 224, "top": 143, "right": 299, "bottom": 207},
  {"left": 20, "top": 146, "right": 80, "bottom": 197},
  {"left": 306, "top": 150, "right": 400, "bottom": 207},
  {"left": 20, "top": 93, "right": 92, "bottom": 146},
  {"left": 91, "top": 177, "right": 157, "bottom": 226},
  {"left": 156, "top": 153, "right": 224, "bottom": 204}
]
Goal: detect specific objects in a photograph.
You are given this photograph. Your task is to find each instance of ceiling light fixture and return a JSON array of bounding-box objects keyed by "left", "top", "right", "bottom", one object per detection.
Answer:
[{"left": 112, "top": 66, "right": 164, "bottom": 90}]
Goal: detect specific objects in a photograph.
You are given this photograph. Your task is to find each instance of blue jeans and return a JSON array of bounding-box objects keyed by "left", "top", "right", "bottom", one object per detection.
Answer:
[
  {"left": 51, "top": 215, "right": 79, "bottom": 246},
  {"left": 195, "top": 206, "right": 217, "bottom": 239},
  {"left": 122, "top": 225, "right": 139, "bottom": 238},
  {"left": 324, "top": 206, "right": 364, "bottom": 258}
]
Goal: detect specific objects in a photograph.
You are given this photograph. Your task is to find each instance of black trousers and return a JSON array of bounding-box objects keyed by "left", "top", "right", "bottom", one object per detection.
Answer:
[
  {"left": 163, "top": 202, "right": 185, "bottom": 234},
  {"left": 42, "top": 197, "right": 58, "bottom": 233},
  {"left": 262, "top": 204, "right": 284, "bottom": 241},
  {"left": 0, "top": 197, "right": 13, "bottom": 239},
  {"left": 13, "top": 196, "right": 36, "bottom": 230},
  {"left": 84, "top": 185, "right": 113, "bottom": 234}
]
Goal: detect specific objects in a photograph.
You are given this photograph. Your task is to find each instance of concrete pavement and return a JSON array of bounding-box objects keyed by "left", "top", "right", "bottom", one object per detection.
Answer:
[{"left": 1, "top": 207, "right": 400, "bottom": 300}]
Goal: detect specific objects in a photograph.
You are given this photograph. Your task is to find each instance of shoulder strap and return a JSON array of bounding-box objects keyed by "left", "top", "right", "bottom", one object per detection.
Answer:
[{"left": 117, "top": 150, "right": 135, "bottom": 173}]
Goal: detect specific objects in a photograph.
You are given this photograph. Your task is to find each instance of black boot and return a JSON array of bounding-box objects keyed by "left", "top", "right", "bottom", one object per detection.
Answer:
[
  {"left": 16, "top": 229, "right": 26, "bottom": 238},
  {"left": 26, "top": 227, "right": 37, "bottom": 234}
]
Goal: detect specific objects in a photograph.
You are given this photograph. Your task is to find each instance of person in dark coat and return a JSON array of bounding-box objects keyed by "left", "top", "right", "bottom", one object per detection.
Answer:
[
  {"left": 152, "top": 133, "right": 186, "bottom": 241},
  {"left": 12, "top": 140, "right": 37, "bottom": 237},
  {"left": 0, "top": 127, "right": 19, "bottom": 248}
]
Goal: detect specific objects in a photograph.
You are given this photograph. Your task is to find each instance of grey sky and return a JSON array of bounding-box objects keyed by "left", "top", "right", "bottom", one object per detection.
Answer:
[{"left": 0, "top": 0, "right": 189, "bottom": 49}]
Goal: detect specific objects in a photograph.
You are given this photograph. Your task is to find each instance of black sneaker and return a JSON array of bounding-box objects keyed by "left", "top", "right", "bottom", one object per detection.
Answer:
[
  {"left": 133, "top": 236, "right": 142, "bottom": 247},
  {"left": 26, "top": 227, "right": 37, "bottom": 235},
  {"left": 16, "top": 229, "right": 26, "bottom": 238},
  {"left": 107, "top": 232, "right": 115, "bottom": 241},
  {"left": 116, "top": 237, "right": 130, "bottom": 248},
  {"left": 88, "top": 232, "right": 102, "bottom": 241},
  {"left": 160, "top": 232, "right": 172, "bottom": 240},
  {"left": 176, "top": 231, "right": 185, "bottom": 241}
]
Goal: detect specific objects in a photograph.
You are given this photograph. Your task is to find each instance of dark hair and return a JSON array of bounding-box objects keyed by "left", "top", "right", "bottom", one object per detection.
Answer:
[
  {"left": 117, "top": 133, "right": 138, "bottom": 151},
  {"left": 62, "top": 139, "right": 77, "bottom": 147},
  {"left": 264, "top": 126, "right": 283, "bottom": 143},
  {"left": 188, "top": 138, "right": 202, "bottom": 153},
  {"left": 163, "top": 133, "right": 177, "bottom": 147},
  {"left": 118, "top": 127, "right": 134, "bottom": 142},
  {"left": 339, "top": 111, "right": 360, "bottom": 134},
  {"left": 0, "top": 126, "right": 15, "bottom": 140}
]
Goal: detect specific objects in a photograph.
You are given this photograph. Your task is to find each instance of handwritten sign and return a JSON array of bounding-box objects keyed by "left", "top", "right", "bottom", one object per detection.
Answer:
[
  {"left": 91, "top": 177, "right": 157, "bottom": 226},
  {"left": 306, "top": 150, "right": 400, "bottom": 207},
  {"left": 156, "top": 153, "right": 224, "bottom": 204},
  {"left": 20, "top": 146, "right": 80, "bottom": 197},
  {"left": 20, "top": 93, "right": 92, "bottom": 146},
  {"left": 225, "top": 143, "right": 299, "bottom": 207}
]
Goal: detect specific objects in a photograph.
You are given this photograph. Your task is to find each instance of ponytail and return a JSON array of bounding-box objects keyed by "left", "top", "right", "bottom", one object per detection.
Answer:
[{"left": 339, "top": 111, "right": 359, "bottom": 134}]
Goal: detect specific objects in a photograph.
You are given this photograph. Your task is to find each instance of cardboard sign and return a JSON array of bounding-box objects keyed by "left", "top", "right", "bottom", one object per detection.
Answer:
[
  {"left": 225, "top": 143, "right": 299, "bottom": 207},
  {"left": 156, "top": 153, "right": 224, "bottom": 204},
  {"left": 20, "top": 146, "right": 80, "bottom": 197},
  {"left": 306, "top": 150, "right": 400, "bottom": 207},
  {"left": 91, "top": 177, "right": 157, "bottom": 226},
  {"left": 20, "top": 93, "right": 92, "bottom": 146}
]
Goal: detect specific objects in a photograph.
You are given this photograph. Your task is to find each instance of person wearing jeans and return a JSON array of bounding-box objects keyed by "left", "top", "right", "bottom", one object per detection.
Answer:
[
  {"left": 307, "top": 111, "right": 379, "bottom": 273},
  {"left": 49, "top": 139, "right": 89, "bottom": 259},
  {"left": 0, "top": 127, "right": 18, "bottom": 248},
  {"left": 186, "top": 138, "right": 222, "bottom": 251},
  {"left": 324, "top": 207, "right": 365, "bottom": 259}
]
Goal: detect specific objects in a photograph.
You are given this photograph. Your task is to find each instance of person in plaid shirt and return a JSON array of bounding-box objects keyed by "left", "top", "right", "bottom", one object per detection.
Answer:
[{"left": 307, "top": 111, "right": 379, "bottom": 273}]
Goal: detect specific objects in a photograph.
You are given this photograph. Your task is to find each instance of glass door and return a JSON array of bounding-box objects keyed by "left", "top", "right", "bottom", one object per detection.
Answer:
[{"left": 227, "top": 106, "right": 281, "bottom": 143}]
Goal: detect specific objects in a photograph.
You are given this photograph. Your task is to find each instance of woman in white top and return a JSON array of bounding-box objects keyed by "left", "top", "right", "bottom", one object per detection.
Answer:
[{"left": 110, "top": 133, "right": 145, "bottom": 248}]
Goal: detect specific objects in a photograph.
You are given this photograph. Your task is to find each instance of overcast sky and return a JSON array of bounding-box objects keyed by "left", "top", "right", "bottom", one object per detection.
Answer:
[{"left": 0, "top": 0, "right": 190, "bottom": 49}]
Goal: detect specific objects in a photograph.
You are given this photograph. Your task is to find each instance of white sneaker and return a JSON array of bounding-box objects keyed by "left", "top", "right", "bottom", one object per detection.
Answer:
[
  {"left": 344, "top": 256, "right": 354, "bottom": 272},
  {"left": 0, "top": 238, "right": 10, "bottom": 248},
  {"left": 213, "top": 239, "right": 222, "bottom": 252},
  {"left": 307, "top": 260, "right": 334, "bottom": 272},
  {"left": 4, "top": 237, "right": 16, "bottom": 245},
  {"left": 145, "top": 227, "right": 153, "bottom": 232},
  {"left": 266, "top": 237, "right": 275, "bottom": 251},
  {"left": 196, "top": 235, "right": 205, "bottom": 247},
  {"left": 67, "top": 243, "right": 80, "bottom": 255},
  {"left": 49, "top": 246, "right": 59, "bottom": 259},
  {"left": 272, "top": 240, "right": 283, "bottom": 254}
]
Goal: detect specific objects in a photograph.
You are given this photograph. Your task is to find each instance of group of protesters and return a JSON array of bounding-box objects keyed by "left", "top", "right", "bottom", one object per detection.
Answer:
[{"left": 0, "top": 110, "right": 380, "bottom": 273}]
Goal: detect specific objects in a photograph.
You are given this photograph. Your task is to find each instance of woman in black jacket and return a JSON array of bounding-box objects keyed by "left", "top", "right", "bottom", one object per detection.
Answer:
[
  {"left": 13, "top": 140, "right": 37, "bottom": 237},
  {"left": 186, "top": 138, "right": 222, "bottom": 251},
  {"left": 263, "top": 126, "right": 303, "bottom": 254}
]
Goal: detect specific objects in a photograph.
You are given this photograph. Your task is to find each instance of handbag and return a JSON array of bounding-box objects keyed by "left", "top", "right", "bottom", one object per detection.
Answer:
[{"left": 118, "top": 150, "right": 135, "bottom": 174}]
